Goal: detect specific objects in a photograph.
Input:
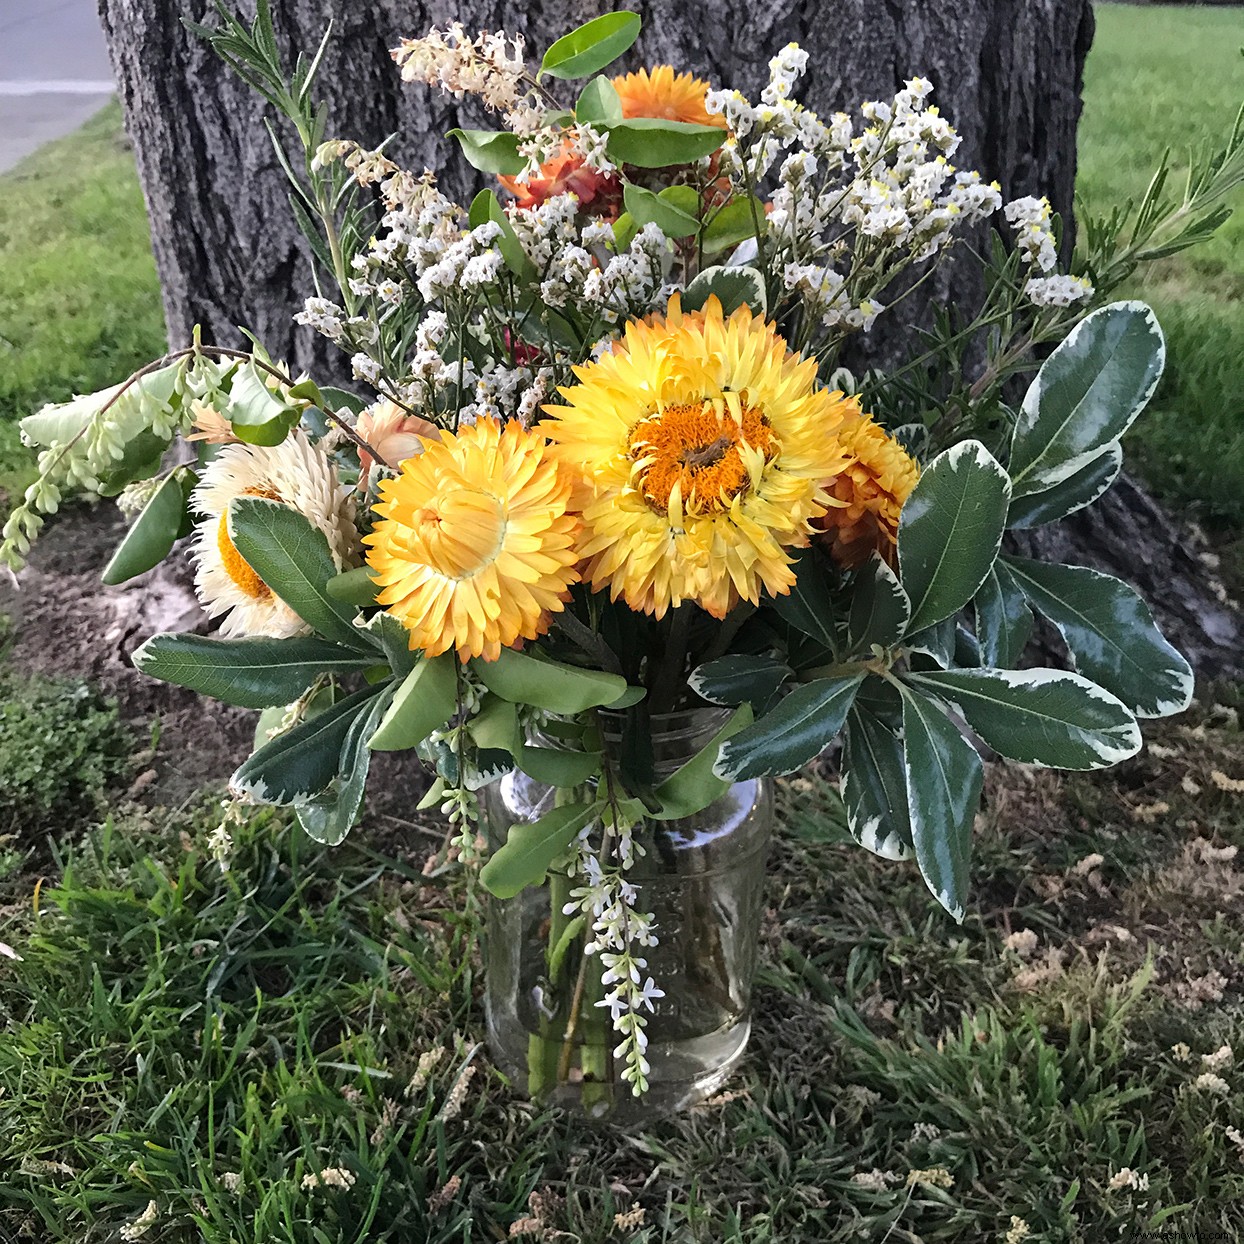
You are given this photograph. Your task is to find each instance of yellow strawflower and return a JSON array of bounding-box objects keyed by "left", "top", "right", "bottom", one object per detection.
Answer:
[
  {"left": 543, "top": 295, "right": 853, "bottom": 619},
  {"left": 364, "top": 418, "right": 580, "bottom": 661}
]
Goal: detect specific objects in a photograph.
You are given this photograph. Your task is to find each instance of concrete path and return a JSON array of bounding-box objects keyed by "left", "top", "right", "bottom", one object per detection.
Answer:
[{"left": 0, "top": 0, "right": 116, "bottom": 173}]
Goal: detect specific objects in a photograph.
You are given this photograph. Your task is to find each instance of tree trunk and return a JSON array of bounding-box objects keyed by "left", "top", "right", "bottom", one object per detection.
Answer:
[{"left": 97, "top": 0, "right": 1244, "bottom": 680}]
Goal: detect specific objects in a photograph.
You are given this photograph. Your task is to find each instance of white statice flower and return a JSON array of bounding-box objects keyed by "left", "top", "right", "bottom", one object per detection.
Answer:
[
  {"left": 948, "top": 169, "right": 1003, "bottom": 222},
  {"left": 540, "top": 244, "right": 597, "bottom": 308},
  {"left": 1024, "top": 273, "right": 1094, "bottom": 308},
  {"left": 706, "top": 88, "right": 757, "bottom": 139},
  {"left": 761, "top": 43, "right": 809, "bottom": 106},
  {"left": 351, "top": 353, "right": 383, "bottom": 386},
  {"left": 119, "top": 1200, "right": 159, "bottom": 1241},
  {"left": 460, "top": 250, "right": 505, "bottom": 289},
  {"left": 302, "top": 1166, "right": 357, "bottom": 1192},
  {"left": 1005, "top": 195, "right": 1058, "bottom": 271},
  {"left": 294, "top": 296, "right": 345, "bottom": 343},
  {"left": 189, "top": 431, "right": 356, "bottom": 639}
]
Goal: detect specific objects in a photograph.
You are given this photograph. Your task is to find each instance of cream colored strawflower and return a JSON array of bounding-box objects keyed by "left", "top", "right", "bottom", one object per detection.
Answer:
[{"left": 191, "top": 430, "right": 356, "bottom": 638}]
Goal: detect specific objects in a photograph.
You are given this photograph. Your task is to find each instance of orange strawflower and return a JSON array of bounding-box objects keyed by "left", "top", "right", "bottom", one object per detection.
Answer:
[
  {"left": 611, "top": 66, "right": 727, "bottom": 130},
  {"left": 813, "top": 404, "right": 920, "bottom": 569}
]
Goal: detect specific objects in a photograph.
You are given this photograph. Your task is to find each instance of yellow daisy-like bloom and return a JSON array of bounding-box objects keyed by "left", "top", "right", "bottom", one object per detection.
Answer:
[
  {"left": 364, "top": 418, "right": 581, "bottom": 661},
  {"left": 611, "top": 66, "right": 728, "bottom": 130},
  {"left": 813, "top": 403, "right": 920, "bottom": 569},
  {"left": 191, "top": 430, "right": 357, "bottom": 638},
  {"left": 543, "top": 295, "right": 854, "bottom": 619}
]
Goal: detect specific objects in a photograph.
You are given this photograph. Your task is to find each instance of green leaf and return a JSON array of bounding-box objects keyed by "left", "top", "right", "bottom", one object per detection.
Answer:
[
  {"left": 225, "top": 359, "right": 301, "bottom": 446},
  {"left": 622, "top": 182, "right": 700, "bottom": 237},
  {"left": 681, "top": 264, "right": 767, "bottom": 317},
  {"left": 688, "top": 654, "right": 792, "bottom": 708},
  {"left": 1007, "top": 442, "right": 1122, "bottom": 529},
  {"left": 368, "top": 653, "right": 458, "bottom": 751},
  {"left": 469, "top": 694, "right": 521, "bottom": 754},
  {"left": 973, "top": 563, "right": 1034, "bottom": 668},
  {"left": 133, "top": 632, "right": 372, "bottom": 708},
  {"left": 1002, "top": 556, "right": 1194, "bottom": 718},
  {"left": 472, "top": 648, "right": 627, "bottom": 715},
  {"left": 354, "top": 611, "right": 418, "bottom": 677},
  {"left": 898, "top": 440, "right": 1011, "bottom": 634},
  {"left": 898, "top": 684, "right": 984, "bottom": 922},
  {"left": 1009, "top": 301, "right": 1164, "bottom": 494},
  {"left": 325, "top": 565, "right": 379, "bottom": 607},
  {"left": 841, "top": 681, "right": 912, "bottom": 860},
  {"left": 102, "top": 467, "right": 195, "bottom": 586},
  {"left": 907, "top": 667, "right": 1141, "bottom": 770},
  {"left": 906, "top": 615, "right": 956, "bottom": 668},
  {"left": 701, "top": 195, "right": 764, "bottom": 255},
  {"left": 227, "top": 498, "right": 363, "bottom": 648},
  {"left": 231, "top": 684, "right": 383, "bottom": 804},
  {"left": 517, "top": 745, "right": 601, "bottom": 788},
  {"left": 480, "top": 800, "right": 605, "bottom": 898},
  {"left": 448, "top": 128, "right": 526, "bottom": 176},
  {"left": 714, "top": 674, "right": 865, "bottom": 780},
  {"left": 540, "top": 12, "right": 641, "bottom": 80},
  {"left": 652, "top": 705, "right": 753, "bottom": 819},
  {"left": 847, "top": 554, "right": 910, "bottom": 653},
  {"left": 20, "top": 361, "right": 183, "bottom": 451},
  {"left": 611, "top": 211, "right": 639, "bottom": 252},
  {"left": 97, "top": 429, "right": 175, "bottom": 496},
  {"left": 294, "top": 687, "right": 393, "bottom": 845},
  {"left": 575, "top": 75, "right": 623, "bottom": 125},
  {"left": 768, "top": 546, "right": 838, "bottom": 651},
  {"left": 604, "top": 119, "right": 726, "bottom": 168},
  {"left": 467, "top": 188, "right": 535, "bottom": 277}
]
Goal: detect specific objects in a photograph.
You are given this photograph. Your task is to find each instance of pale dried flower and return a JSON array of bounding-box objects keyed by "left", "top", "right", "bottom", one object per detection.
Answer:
[
  {"left": 1211, "top": 769, "right": 1244, "bottom": 794},
  {"left": 906, "top": 1167, "right": 954, "bottom": 1189},
  {"left": 1132, "top": 800, "right": 1170, "bottom": 824},
  {"left": 1004, "top": 1216, "right": 1031, "bottom": 1244},
  {"left": 1107, "top": 1167, "right": 1150, "bottom": 1192},
  {"left": 437, "top": 1062, "right": 477, "bottom": 1122},
  {"left": 185, "top": 401, "right": 241, "bottom": 445},
  {"left": 302, "top": 1166, "right": 357, "bottom": 1191},
  {"left": 428, "top": 1174, "right": 463, "bottom": 1214},
  {"left": 1171, "top": 1042, "right": 1193, "bottom": 1062},
  {"left": 1195, "top": 1072, "right": 1231, "bottom": 1096},
  {"left": 220, "top": 1172, "right": 243, "bottom": 1195},
  {"left": 119, "top": 1201, "right": 158, "bottom": 1241},
  {"left": 406, "top": 1046, "right": 446, "bottom": 1095},
  {"left": 851, "top": 1169, "right": 900, "bottom": 1190},
  {"left": 1225, "top": 1125, "right": 1244, "bottom": 1156},
  {"left": 509, "top": 1218, "right": 548, "bottom": 1239},
  {"left": 1003, "top": 929, "right": 1039, "bottom": 959},
  {"left": 614, "top": 1205, "right": 646, "bottom": 1230},
  {"left": 1072, "top": 852, "right": 1105, "bottom": 877},
  {"left": 1147, "top": 742, "right": 1180, "bottom": 759},
  {"left": 370, "top": 1096, "right": 401, "bottom": 1146},
  {"left": 910, "top": 1121, "right": 941, "bottom": 1142},
  {"left": 1202, "top": 1044, "right": 1234, "bottom": 1072}
]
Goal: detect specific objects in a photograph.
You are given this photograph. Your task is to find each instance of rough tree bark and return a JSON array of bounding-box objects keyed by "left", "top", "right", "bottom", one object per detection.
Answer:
[{"left": 97, "top": 0, "right": 1244, "bottom": 679}]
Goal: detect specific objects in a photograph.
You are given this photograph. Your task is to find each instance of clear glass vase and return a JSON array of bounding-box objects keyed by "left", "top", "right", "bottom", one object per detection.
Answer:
[{"left": 481, "top": 707, "right": 773, "bottom": 1120}]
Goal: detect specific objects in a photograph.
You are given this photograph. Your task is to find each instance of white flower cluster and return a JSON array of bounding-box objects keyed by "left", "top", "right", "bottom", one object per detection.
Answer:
[
  {"left": 712, "top": 61, "right": 1004, "bottom": 338},
  {"left": 392, "top": 24, "right": 528, "bottom": 116},
  {"left": 1003, "top": 196, "right": 1094, "bottom": 307},
  {"left": 565, "top": 819, "right": 665, "bottom": 1095}
]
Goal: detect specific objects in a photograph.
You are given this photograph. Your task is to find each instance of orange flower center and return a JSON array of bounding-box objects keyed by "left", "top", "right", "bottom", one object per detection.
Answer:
[
  {"left": 216, "top": 488, "right": 280, "bottom": 600},
  {"left": 629, "top": 400, "right": 776, "bottom": 515},
  {"left": 409, "top": 487, "right": 507, "bottom": 579}
]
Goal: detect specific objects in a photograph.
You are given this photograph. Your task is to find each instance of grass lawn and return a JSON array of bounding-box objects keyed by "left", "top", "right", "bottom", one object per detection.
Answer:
[
  {"left": 1079, "top": 3, "right": 1244, "bottom": 524},
  {"left": 3, "top": 7, "right": 1244, "bottom": 1243},
  {"left": 0, "top": 102, "right": 165, "bottom": 501}
]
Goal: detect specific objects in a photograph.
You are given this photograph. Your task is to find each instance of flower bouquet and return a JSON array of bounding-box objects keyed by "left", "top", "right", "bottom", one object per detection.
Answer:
[{"left": 6, "top": 5, "right": 1239, "bottom": 1118}]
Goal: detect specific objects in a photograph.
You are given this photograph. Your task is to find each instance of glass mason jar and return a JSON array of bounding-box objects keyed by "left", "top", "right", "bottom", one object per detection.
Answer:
[{"left": 481, "top": 707, "right": 773, "bottom": 1120}]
